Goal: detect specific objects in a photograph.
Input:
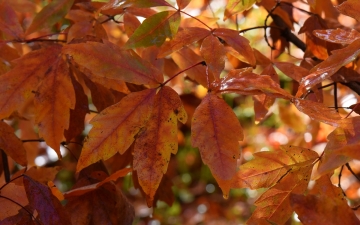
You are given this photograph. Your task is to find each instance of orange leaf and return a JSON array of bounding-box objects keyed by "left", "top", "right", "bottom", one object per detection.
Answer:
[
  {"left": 34, "top": 57, "right": 75, "bottom": 157},
  {"left": 200, "top": 34, "right": 226, "bottom": 79},
  {"left": 125, "top": 11, "right": 181, "bottom": 48},
  {"left": 77, "top": 88, "right": 157, "bottom": 172},
  {"left": 123, "top": 12, "right": 141, "bottom": 37},
  {"left": 216, "top": 68, "right": 293, "bottom": 99},
  {"left": 24, "top": 175, "right": 71, "bottom": 225},
  {"left": 0, "top": 121, "right": 27, "bottom": 166},
  {"left": 274, "top": 62, "right": 309, "bottom": 82},
  {"left": 335, "top": 0, "right": 360, "bottom": 22},
  {"left": 63, "top": 41, "right": 163, "bottom": 86},
  {"left": 247, "top": 166, "right": 313, "bottom": 225},
  {"left": 0, "top": 45, "right": 62, "bottom": 119},
  {"left": 122, "top": 0, "right": 172, "bottom": 8},
  {"left": 314, "top": 28, "right": 360, "bottom": 44},
  {"left": 172, "top": 46, "right": 210, "bottom": 87},
  {"left": 48, "top": 181, "right": 64, "bottom": 201},
  {"left": 290, "top": 175, "right": 360, "bottom": 225},
  {"left": 26, "top": 0, "right": 74, "bottom": 35},
  {"left": 0, "top": 1, "right": 24, "bottom": 40},
  {"left": 224, "top": 0, "right": 258, "bottom": 21},
  {"left": 133, "top": 86, "right": 187, "bottom": 205},
  {"left": 213, "top": 28, "right": 256, "bottom": 66},
  {"left": 176, "top": 0, "right": 191, "bottom": 9},
  {"left": 0, "top": 183, "right": 28, "bottom": 220},
  {"left": 158, "top": 27, "right": 210, "bottom": 58},
  {"left": 297, "top": 38, "right": 360, "bottom": 97},
  {"left": 191, "top": 93, "right": 243, "bottom": 180}
]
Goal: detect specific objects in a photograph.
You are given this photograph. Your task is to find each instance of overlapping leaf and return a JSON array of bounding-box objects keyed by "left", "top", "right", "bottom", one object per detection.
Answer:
[
  {"left": 224, "top": 0, "right": 259, "bottom": 21},
  {"left": 176, "top": 0, "right": 191, "bottom": 9},
  {"left": 314, "top": 28, "right": 360, "bottom": 44},
  {"left": 0, "top": 45, "right": 62, "bottom": 119},
  {"left": 191, "top": 93, "right": 243, "bottom": 180},
  {"left": 216, "top": 68, "right": 293, "bottom": 99},
  {"left": 34, "top": 58, "right": 75, "bottom": 157},
  {"left": 125, "top": 11, "right": 181, "bottom": 48},
  {"left": 122, "top": 0, "right": 171, "bottom": 8},
  {"left": 24, "top": 175, "right": 71, "bottom": 225},
  {"left": 297, "top": 38, "right": 360, "bottom": 97},
  {"left": 213, "top": 28, "right": 256, "bottom": 66},
  {"left": 26, "top": 0, "right": 74, "bottom": 35},
  {"left": 134, "top": 86, "right": 187, "bottom": 205},
  {"left": 77, "top": 89, "right": 157, "bottom": 172},
  {"left": 63, "top": 41, "right": 163, "bottom": 86},
  {"left": 158, "top": 27, "right": 210, "bottom": 58},
  {"left": 0, "top": 121, "right": 27, "bottom": 166},
  {"left": 200, "top": 34, "right": 226, "bottom": 79},
  {"left": 335, "top": 0, "right": 360, "bottom": 22},
  {"left": 0, "top": 183, "right": 28, "bottom": 220},
  {"left": 0, "top": 1, "right": 24, "bottom": 40}
]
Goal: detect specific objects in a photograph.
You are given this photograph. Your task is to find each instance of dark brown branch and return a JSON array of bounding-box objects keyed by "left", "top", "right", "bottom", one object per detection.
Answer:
[{"left": 1, "top": 149, "right": 10, "bottom": 183}]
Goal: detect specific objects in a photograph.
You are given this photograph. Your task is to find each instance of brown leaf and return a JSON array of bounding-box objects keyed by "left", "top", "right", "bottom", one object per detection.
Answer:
[
  {"left": 274, "top": 62, "right": 309, "bottom": 82},
  {"left": 77, "top": 89, "right": 157, "bottom": 172},
  {"left": 314, "top": 28, "right": 360, "bottom": 44},
  {"left": 0, "top": 1, "right": 24, "bottom": 40},
  {"left": 191, "top": 93, "right": 243, "bottom": 180},
  {"left": 0, "top": 121, "right": 27, "bottom": 166},
  {"left": 0, "top": 183, "right": 28, "bottom": 220},
  {"left": 24, "top": 175, "right": 71, "bottom": 225},
  {"left": 213, "top": 28, "right": 256, "bottom": 66},
  {"left": 335, "top": 0, "right": 360, "bottom": 22},
  {"left": 34, "top": 57, "right": 75, "bottom": 157},
  {"left": 133, "top": 86, "right": 187, "bottom": 205}
]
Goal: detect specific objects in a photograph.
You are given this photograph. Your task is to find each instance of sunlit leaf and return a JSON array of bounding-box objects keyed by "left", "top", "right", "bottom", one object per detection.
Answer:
[
  {"left": 123, "top": 12, "right": 141, "bottom": 37},
  {"left": 0, "top": 1, "right": 24, "bottom": 40},
  {"left": 335, "top": 0, "right": 360, "bottom": 22},
  {"left": 158, "top": 27, "right": 210, "bottom": 58},
  {"left": 213, "top": 28, "right": 256, "bottom": 66},
  {"left": 314, "top": 28, "right": 360, "bottom": 44},
  {"left": 77, "top": 89, "right": 157, "bottom": 172},
  {"left": 176, "top": 0, "right": 191, "bottom": 9},
  {"left": 224, "top": 0, "right": 258, "bottom": 21},
  {"left": 123, "top": 0, "right": 171, "bottom": 8},
  {"left": 191, "top": 93, "right": 243, "bottom": 180},
  {"left": 24, "top": 175, "right": 71, "bottom": 225},
  {"left": 134, "top": 86, "right": 187, "bottom": 205},
  {"left": 125, "top": 11, "right": 181, "bottom": 48},
  {"left": 34, "top": 58, "right": 75, "bottom": 158},
  {"left": 200, "top": 34, "right": 226, "bottom": 79},
  {"left": 0, "top": 45, "right": 62, "bottom": 119},
  {"left": 297, "top": 39, "right": 360, "bottom": 97},
  {"left": 26, "top": 0, "right": 74, "bottom": 35},
  {"left": 63, "top": 41, "right": 163, "bottom": 86}
]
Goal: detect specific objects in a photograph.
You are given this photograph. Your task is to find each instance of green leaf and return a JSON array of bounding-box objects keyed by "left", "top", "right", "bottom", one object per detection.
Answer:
[{"left": 125, "top": 11, "right": 181, "bottom": 48}]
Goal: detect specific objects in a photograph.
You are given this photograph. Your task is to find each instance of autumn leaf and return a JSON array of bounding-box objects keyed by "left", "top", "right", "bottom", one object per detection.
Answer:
[
  {"left": 34, "top": 57, "right": 75, "bottom": 158},
  {"left": 176, "top": 0, "right": 191, "bottom": 9},
  {"left": 213, "top": 28, "right": 256, "bottom": 66},
  {"left": 274, "top": 62, "right": 309, "bottom": 82},
  {"left": 24, "top": 175, "right": 72, "bottom": 225},
  {"left": 0, "top": 183, "right": 28, "bottom": 220},
  {"left": 26, "top": 0, "right": 74, "bottom": 35},
  {"left": 200, "top": 34, "right": 226, "bottom": 79},
  {"left": 247, "top": 165, "right": 313, "bottom": 225},
  {"left": 77, "top": 88, "right": 157, "bottom": 172},
  {"left": 0, "top": 121, "right": 27, "bottom": 166},
  {"left": 0, "top": 1, "right": 24, "bottom": 40},
  {"left": 63, "top": 41, "right": 164, "bottom": 86},
  {"left": 157, "top": 27, "right": 211, "bottom": 58},
  {"left": 133, "top": 86, "right": 187, "bottom": 205},
  {"left": 123, "top": 12, "right": 141, "bottom": 37},
  {"left": 224, "top": 0, "right": 259, "bottom": 21},
  {"left": 335, "top": 0, "right": 360, "bottom": 22},
  {"left": 290, "top": 175, "right": 360, "bottom": 225},
  {"left": 191, "top": 93, "right": 243, "bottom": 180},
  {"left": 122, "top": 0, "right": 172, "bottom": 8},
  {"left": 0, "top": 45, "right": 62, "bottom": 119},
  {"left": 297, "top": 38, "right": 360, "bottom": 97},
  {"left": 313, "top": 28, "right": 360, "bottom": 44},
  {"left": 125, "top": 11, "right": 181, "bottom": 48}
]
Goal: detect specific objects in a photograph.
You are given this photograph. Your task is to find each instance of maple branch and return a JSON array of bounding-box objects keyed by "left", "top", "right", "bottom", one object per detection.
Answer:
[
  {"left": 346, "top": 163, "right": 360, "bottom": 182},
  {"left": 338, "top": 165, "right": 347, "bottom": 197},
  {"left": 334, "top": 82, "right": 339, "bottom": 112},
  {"left": 239, "top": 25, "right": 283, "bottom": 34},
  {"left": 161, "top": 61, "right": 205, "bottom": 86},
  {"left": 0, "top": 195, "right": 41, "bottom": 225},
  {"left": 1, "top": 149, "right": 10, "bottom": 183},
  {"left": 101, "top": 15, "right": 124, "bottom": 24}
]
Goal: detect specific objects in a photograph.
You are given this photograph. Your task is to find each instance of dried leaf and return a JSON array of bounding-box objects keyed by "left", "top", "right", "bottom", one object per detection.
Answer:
[
  {"left": 63, "top": 41, "right": 164, "bottom": 86},
  {"left": 34, "top": 58, "right": 75, "bottom": 158},
  {"left": 125, "top": 11, "right": 181, "bottom": 48},
  {"left": 24, "top": 175, "right": 71, "bottom": 225},
  {"left": 134, "top": 86, "right": 187, "bottom": 205},
  {"left": 313, "top": 28, "right": 360, "bottom": 44},
  {"left": 26, "top": 0, "right": 74, "bottom": 35},
  {"left": 191, "top": 93, "right": 243, "bottom": 180},
  {"left": 213, "top": 28, "right": 256, "bottom": 66},
  {"left": 77, "top": 89, "right": 156, "bottom": 172},
  {"left": 0, "top": 121, "right": 27, "bottom": 166}
]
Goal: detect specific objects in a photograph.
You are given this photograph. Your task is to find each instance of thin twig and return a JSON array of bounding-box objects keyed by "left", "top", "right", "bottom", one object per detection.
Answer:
[
  {"left": 346, "top": 163, "right": 360, "bottom": 182},
  {"left": 161, "top": 61, "right": 205, "bottom": 86},
  {"left": 338, "top": 165, "right": 347, "bottom": 197},
  {"left": 0, "top": 196, "right": 41, "bottom": 225},
  {"left": 1, "top": 149, "right": 10, "bottom": 183}
]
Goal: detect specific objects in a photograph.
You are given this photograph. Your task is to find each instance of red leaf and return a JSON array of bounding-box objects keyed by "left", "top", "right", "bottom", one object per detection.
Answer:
[
  {"left": 0, "top": 121, "right": 27, "bottom": 166},
  {"left": 213, "top": 28, "right": 256, "bottom": 66},
  {"left": 176, "top": 0, "right": 191, "bottom": 9},
  {"left": 191, "top": 93, "right": 243, "bottom": 180},
  {"left": 314, "top": 28, "right": 360, "bottom": 44},
  {"left": 200, "top": 34, "right": 226, "bottom": 79},
  {"left": 122, "top": 0, "right": 172, "bottom": 8},
  {"left": 133, "top": 86, "right": 187, "bottom": 205},
  {"left": 24, "top": 176, "right": 71, "bottom": 225},
  {"left": 274, "top": 62, "right": 309, "bottom": 82},
  {"left": 0, "top": 1, "right": 24, "bottom": 40},
  {"left": 77, "top": 89, "right": 157, "bottom": 172}
]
